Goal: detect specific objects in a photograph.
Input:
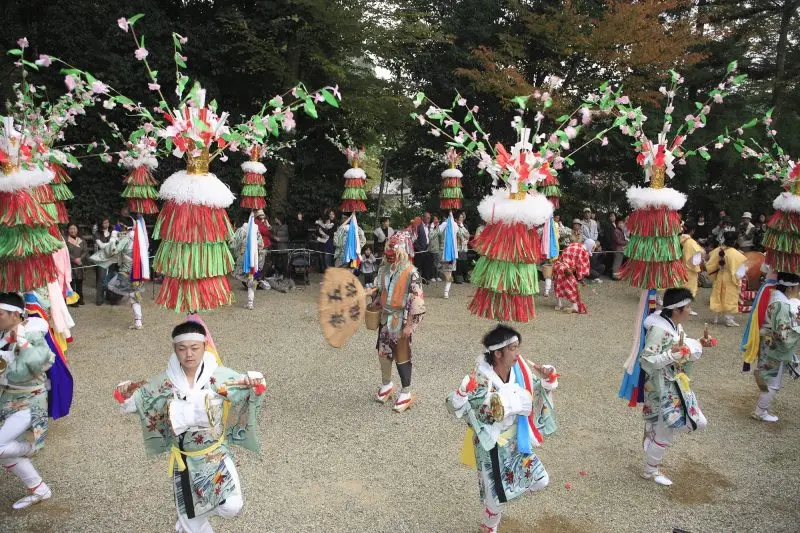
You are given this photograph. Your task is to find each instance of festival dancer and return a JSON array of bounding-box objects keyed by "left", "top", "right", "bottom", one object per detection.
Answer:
[
  {"left": 706, "top": 230, "right": 748, "bottom": 326},
  {"left": 229, "top": 212, "right": 268, "bottom": 309},
  {"left": 680, "top": 222, "right": 704, "bottom": 299},
  {"left": 638, "top": 288, "right": 709, "bottom": 486},
  {"left": 438, "top": 213, "right": 458, "bottom": 299},
  {"left": 446, "top": 324, "right": 558, "bottom": 533},
  {"left": 115, "top": 320, "right": 266, "bottom": 533},
  {"left": 751, "top": 272, "right": 800, "bottom": 422},
  {"left": 0, "top": 292, "right": 56, "bottom": 509},
  {"left": 367, "top": 228, "right": 425, "bottom": 412},
  {"left": 552, "top": 234, "right": 591, "bottom": 313},
  {"left": 90, "top": 220, "right": 147, "bottom": 329}
]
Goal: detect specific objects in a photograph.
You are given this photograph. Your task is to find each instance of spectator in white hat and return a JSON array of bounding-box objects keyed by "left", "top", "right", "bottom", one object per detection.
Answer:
[
  {"left": 580, "top": 208, "right": 598, "bottom": 243},
  {"left": 738, "top": 212, "right": 755, "bottom": 251}
]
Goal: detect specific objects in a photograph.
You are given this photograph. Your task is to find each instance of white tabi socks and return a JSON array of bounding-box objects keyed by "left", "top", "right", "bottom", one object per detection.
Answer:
[
  {"left": 246, "top": 287, "right": 255, "bottom": 310},
  {"left": 130, "top": 301, "right": 142, "bottom": 330},
  {"left": 544, "top": 278, "right": 552, "bottom": 296},
  {"left": 444, "top": 281, "right": 451, "bottom": 299}
]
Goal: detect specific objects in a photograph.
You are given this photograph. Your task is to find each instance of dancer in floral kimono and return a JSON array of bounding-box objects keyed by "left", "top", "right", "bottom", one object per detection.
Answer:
[
  {"left": 229, "top": 213, "right": 268, "bottom": 309},
  {"left": 90, "top": 222, "right": 146, "bottom": 329},
  {"left": 446, "top": 324, "right": 558, "bottom": 533},
  {"left": 367, "top": 229, "right": 425, "bottom": 412},
  {"left": 552, "top": 235, "right": 591, "bottom": 313},
  {"left": 639, "top": 288, "right": 709, "bottom": 486},
  {"left": 752, "top": 272, "right": 800, "bottom": 422},
  {"left": 0, "top": 292, "right": 56, "bottom": 509},
  {"left": 115, "top": 320, "right": 266, "bottom": 533}
]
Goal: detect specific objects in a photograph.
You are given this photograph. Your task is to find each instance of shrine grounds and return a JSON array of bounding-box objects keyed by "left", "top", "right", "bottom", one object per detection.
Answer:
[{"left": 2, "top": 274, "right": 799, "bottom": 532}]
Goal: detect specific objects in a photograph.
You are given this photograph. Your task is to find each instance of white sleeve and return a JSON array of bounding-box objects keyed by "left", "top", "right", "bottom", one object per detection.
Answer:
[
  {"left": 735, "top": 264, "right": 747, "bottom": 279},
  {"left": 683, "top": 338, "right": 703, "bottom": 361},
  {"left": 120, "top": 395, "right": 137, "bottom": 414},
  {"left": 692, "top": 252, "right": 702, "bottom": 266},
  {"left": 539, "top": 365, "right": 559, "bottom": 391}
]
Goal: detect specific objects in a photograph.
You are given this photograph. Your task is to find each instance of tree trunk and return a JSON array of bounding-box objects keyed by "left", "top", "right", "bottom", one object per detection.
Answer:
[
  {"left": 374, "top": 152, "right": 389, "bottom": 228},
  {"left": 771, "top": 1, "right": 799, "bottom": 119},
  {"left": 272, "top": 25, "right": 302, "bottom": 211}
]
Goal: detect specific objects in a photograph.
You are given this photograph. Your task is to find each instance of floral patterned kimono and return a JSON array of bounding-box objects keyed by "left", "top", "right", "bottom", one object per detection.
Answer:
[
  {"left": 446, "top": 356, "right": 557, "bottom": 532},
  {"left": 754, "top": 291, "right": 800, "bottom": 412},
  {"left": 90, "top": 231, "right": 143, "bottom": 297},
  {"left": 374, "top": 260, "right": 425, "bottom": 358},
  {"left": 120, "top": 352, "right": 264, "bottom": 532},
  {"left": 228, "top": 222, "right": 265, "bottom": 282},
  {"left": 0, "top": 318, "right": 55, "bottom": 452}
]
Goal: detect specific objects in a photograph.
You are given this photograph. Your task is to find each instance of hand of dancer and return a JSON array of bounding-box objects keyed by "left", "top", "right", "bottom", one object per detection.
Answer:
[
  {"left": 115, "top": 381, "right": 139, "bottom": 401},
  {"left": 366, "top": 287, "right": 378, "bottom": 297},
  {"left": 402, "top": 325, "right": 413, "bottom": 338}
]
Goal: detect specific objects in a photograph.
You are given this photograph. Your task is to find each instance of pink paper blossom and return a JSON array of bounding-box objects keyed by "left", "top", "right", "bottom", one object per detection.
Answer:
[
  {"left": 148, "top": 83, "right": 161, "bottom": 91},
  {"left": 457, "top": 98, "right": 467, "bottom": 107},
  {"left": 616, "top": 96, "right": 630, "bottom": 105},
  {"left": 471, "top": 106, "right": 479, "bottom": 113},
  {"left": 534, "top": 112, "right": 545, "bottom": 122},
  {"left": 620, "top": 125, "right": 630, "bottom": 135},
  {"left": 580, "top": 107, "right": 591, "bottom": 125},
  {"left": 282, "top": 110, "right": 296, "bottom": 132},
  {"left": 548, "top": 134, "right": 558, "bottom": 144},
  {"left": 430, "top": 128, "right": 441, "bottom": 137},
  {"left": 714, "top": 142, "right": 723, "bottom": 149},
  {"left": 565, "top": 126, "right": 577, "bottom": 139},
  {"left": 701, "top": 105, "right": 711, "bottom": 115},
  {"left": 91, "top": 81, "right": 108, "bottom": 94},
  {"left": 102, "top": 99, "right": 116, "bottom": 110},
  {"left": 658, "top": 86, "right": 667, "bottom": 95},
  {"left": 771, "top": 129, "right": 777, "bottom": 136},
  {"left": 540, "top": 92, "right": 551, "bottom": 102},
  {"left": 64, "top": 75, "right": 76, "bottom": 91},
  {"left": 678, "top": 158, "right": 687, "bottom": 165},
  {"left": 665, "top": 106, "right": 674, "bottom": 114},
  {"left": 17, "top": 37, "right": 28, "bottom": 49},
  {"left": 134, "top": 47, "right": 148, "bottom": 61},
  {"left": 736, "top": 128, "right": 744, "bottom": 135},
  {"left": 34, "top": 55, "right": 52, "bottom": 67},
  {"left": 416, "top": 115, "right": 426, "bottom": 125},
  {"left": 553, "top": 159, "right": 564, "bottom": 170},
  {"left": 118, "top": 18, "right": 129, "bottom": 32},
  {"left": 143, "top": 123, "right": 154, "bottom": 133},
  {"left": 601, "top": 137, "right": 608, "bottom": 146},
  {"left": 176, "top": 33, "right": 188, "bottom": 44},
  {"left": 332, "top": 85, "right": 341, "bottom": 100},
  {"left": 713, "top": 93, "right": 723, "bottom": 104},
  {"left": 314, "top": 92, "right": 324, "bottom": 103},
  {"left": 568, "top": 118, "right": 577, "bottom": 127},
  {"left": 685, "top": 114, "right": 695, "bottom": 123}
]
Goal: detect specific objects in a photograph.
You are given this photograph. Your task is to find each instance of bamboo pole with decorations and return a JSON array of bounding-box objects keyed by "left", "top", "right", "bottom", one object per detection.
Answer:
[
  {"left": 240, "top": 145, "right": 267, "bottom": 210},
  {"left": 410, "top": 82, "right": 623, "bottom": 321},
  {"left": 440, "top": 148, "right": 463, "bottom": 210},
  {"left": 0, "top": 119, "right": 64, "bottom": 292},
  {"left": 340, "top": 146, "right": 367, "bottom": 212}
]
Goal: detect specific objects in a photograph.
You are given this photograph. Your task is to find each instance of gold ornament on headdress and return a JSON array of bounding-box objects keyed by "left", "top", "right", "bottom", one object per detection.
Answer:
[
  {"left": 651, "top": 166, "right": 665, "bottom": 190},
  {"left": 186, "top": 148, "right": 210, "bottom": 175},
  {"left": 250, "top": 145, "right": 261, "bottom": 162},
  {"left": 0, "top": 161, "right": 20, "bottom": 175},
  {"left": 509, "top": 190, "right": 527, "bottom": 200}
]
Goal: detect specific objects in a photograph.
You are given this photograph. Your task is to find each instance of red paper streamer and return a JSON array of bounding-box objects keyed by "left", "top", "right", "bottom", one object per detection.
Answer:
[
  {"left": 340, "top": 200, "right": 367, "bottom": 213},
  {"left": 471, "top": 222, "right": 541, "bottom": 263},
  {"left": 468, "top": 288, "right": 536, "bottom": 322},
  {"left": 156, "top": 276, "right": 233, "bottom": 312},
  {"left": 154, "top": 201, "right": 232, "bottom": 243}
]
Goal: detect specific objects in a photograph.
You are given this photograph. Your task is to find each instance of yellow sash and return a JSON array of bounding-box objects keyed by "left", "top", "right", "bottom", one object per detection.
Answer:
[{"left": 167, "top": 400, "right": 230, "bottom": 476}]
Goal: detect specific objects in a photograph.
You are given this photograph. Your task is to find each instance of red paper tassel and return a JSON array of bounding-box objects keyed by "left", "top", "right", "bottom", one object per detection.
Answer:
[
  {"left": 471, "top": 222, "right": 541, "bottom": 263},
  {"left": 626, "top": 207, "right": 682, "bottom": 237},
  {"left": 31, "top": 184, "right": 56, "bottom": 204},
  {"left": 127, "top": 198, "right": 159, "bottom": 215},
  {"left": 441, "top": 177, "right": 462, "bottom": 188},
  {"left": 343, "top": 178, "right": 366, "bottom": 188},
  {"left": 241, "top": 172, "right": 266, "bottom": 185},
  {"left": 0, "top": 190, "right": 56, "bottom": 227},
  {"left": 50, "top": 163, "right": 72, "bottom": 184},
  {"left": 440, "top": 198, "right": 462, "bottom": 210},
  {"left": 0, "top": 254, "right": 58, "bottom": 292},
  {"left": 619, "top": 259, "right": 687, "bottom": 289},
  {"left": 54, "top": 202, "right": 69, "bottom": 224},
  {"left": 340, "top": 200, "right": 367, "bottom": 212},
  {"left": 765, "top": 249, "right": 800, "bottom": 274},
  {"left": 125, "top": 166, "right": 158, "bottom": 186},
  {"left": 547, "top": 196, "right": 560, "bottom": 209},
  {"left": 154, "top": 201, "right": 233, "bottom": 243},
  {"left": 240, "top": 196, "right": 267, "bottom": 209},
  {"left": 468, "top": 288, "right": 536, "bottom": 322},
  {"left": 156, "top": 276, "right": 234, "bottom": 312}
]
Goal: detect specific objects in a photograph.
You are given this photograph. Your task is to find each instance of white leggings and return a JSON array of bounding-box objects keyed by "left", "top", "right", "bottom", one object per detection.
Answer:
[
  {"left": 0, "top": 409, "right": 42, "bottom": 489},
  {"left": 481, "top": 471, "right": 550, "bottom": 532},
  {"left": 643, "top": 421, "right": 689, "bottom": 475},
  {"left": 176, "top": 457, "right": 244, "bottom": 533},
  {"left": 757, "top": 363, "right": 784, "bottom": 412}
]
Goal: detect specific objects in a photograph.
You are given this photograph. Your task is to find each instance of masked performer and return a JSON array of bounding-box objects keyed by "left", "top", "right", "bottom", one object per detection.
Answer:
[
  {"left": 229, "top": 213, "right": 268, "bottom": 309},
  {"left": 115, "top": 320, "right": 266, "bottom": 532},
  {"left": 639, "top": 288, "right": 709, "bottom": 486},
  {"left": 446, "top": 324, "right": 558, "bottom": 532},
  {"left": 0, "top": 292, "right": 56, "bottom": 510},
  {"left": 368, "top": 228, "right": 425, "bottom": 412},
  {"left": 552, "top": 234, "right": 591, "bottom": 313}
]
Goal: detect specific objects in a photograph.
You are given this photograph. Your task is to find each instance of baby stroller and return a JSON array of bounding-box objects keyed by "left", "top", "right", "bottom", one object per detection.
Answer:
[{"left": 289, "top": 248, "right": 311, "bottom": 285}]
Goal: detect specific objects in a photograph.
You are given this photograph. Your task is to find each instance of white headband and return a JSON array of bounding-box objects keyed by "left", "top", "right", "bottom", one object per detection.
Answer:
[
  {"left": 0, "top": 303, "right": 24, "bottom": 315},
  {"left": 172, "top": 333, "right": 206, "bottom": 343},
  {"left": 663, "top": 298, "right": 692, "bottom": 310},
  {"left": 484, "top": 335, "right": 519, "bottom": 353},
  {"left": 778, "top": 280, "right": 800, "bottom": 287}
]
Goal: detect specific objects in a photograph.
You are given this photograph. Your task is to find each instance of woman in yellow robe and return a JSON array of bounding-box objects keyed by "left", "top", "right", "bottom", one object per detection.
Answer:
[
  {"left": 706, "top": 231, "right": 748, "bottom": 326},
  {"left": 680, "top": 223, "right": 704, "bottom": 297}
]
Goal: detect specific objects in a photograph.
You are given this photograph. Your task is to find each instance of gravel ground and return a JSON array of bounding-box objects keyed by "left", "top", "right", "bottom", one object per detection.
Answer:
[{"left": 1, "top": 273, "right": 799, "bottom": 533}]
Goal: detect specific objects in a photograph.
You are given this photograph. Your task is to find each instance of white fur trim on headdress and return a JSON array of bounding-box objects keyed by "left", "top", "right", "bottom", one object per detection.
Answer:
[
  {"left": 773, "top": 191, "right": 800, "bottom": 214},
  {"left": 158, "top": 170, "right": 235, "bottom": 209},
  {"left": 0, "top": 168, "right": 53, "bottom": 193},
  {"left": 441, "top": 168, "right": 463, "bottom": 179},
  {"left": 626, "top": 186, "right": 687, "bottom": 211},
  {"left": 344, "top": 168, "right": 366, "bottom": 180},
  {"left": 172, "top": 332, "right": 206, "bottom": 343},
  {"left": 0, "top": 303, "right": 24, "bottom": 314},
  {"left": 241, "top": 161, "right": 267, "bottom": 174},
  {"left": 484, "top": 335, "right": 519, "bottom": 353},
  {"left": 122, "top": 156, "right": 158, "bottom": 170},
  {"left": 663, "top": 298, "right": 692, "bottom": 309},
  {"left": 477, "top": 188, "right": 553, "bottom": 227},
  {"left": 778, "top": 279, "right": 799, "bottom": 287}
]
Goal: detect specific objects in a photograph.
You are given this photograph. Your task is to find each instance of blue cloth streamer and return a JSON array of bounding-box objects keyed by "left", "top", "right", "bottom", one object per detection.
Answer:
[
  {"left": 23, "top": 293, "right": 74, "bottom": 419},
  {"left": 547, "top": 216, "right": 558, "bottom": 259},
  {"left": 513, "top": 362, "right": 532, "bottom": 455},
  {"left": 618, "top": 288, "right": 656, "bottom": 402},
  {"left": 443, "top": 214, "right": 457, "bottom": 263},
  {"left": 344, "top": 215, "right": 360, "bottom": 264}
]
